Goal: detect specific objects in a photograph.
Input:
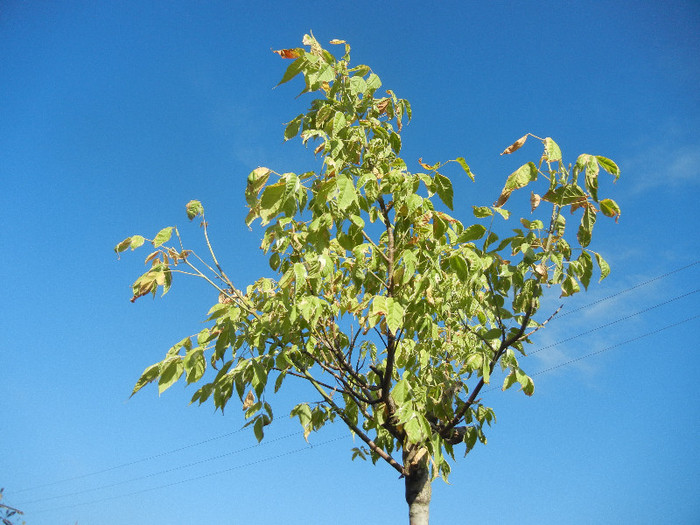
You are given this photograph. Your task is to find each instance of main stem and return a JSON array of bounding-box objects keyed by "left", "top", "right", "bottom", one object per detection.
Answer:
[{"left": 404, "top": 448, "right": 431, "bottom": 525}]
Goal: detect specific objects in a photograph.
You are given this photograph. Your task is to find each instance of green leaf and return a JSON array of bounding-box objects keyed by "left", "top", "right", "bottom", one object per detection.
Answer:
[
  {"left": 502, "top": 372, "right": 518, "bottom": 391},
  {"left": 472, "top": 206, "right": 493, "bottom": 218},
  {"left": 434, "top": 173, "right": 454, "bottom": 210},
  {"left": 131, "top": 363, "right": 160, "bottom": 397},
  {"left": 577, "top": 206, "right": 596, "bottom": 248},
  {"left": 494, "top": 162, "right": 538, "bottom": 207},
  {"left": 455, "top": 157, "right": 475, "bottom": 181},
  {"left": 543, "top": 137, "right": 562, "bottom": 162},
  {"left": 449, "top": 254, "right": 470, "bottom": 281},
  {"left": 391, "top": 378, "right": 411, "bottom": 405},
  {"left": 600, "top": 198, "right": 621, "bottom": 222},
  {"left": 596, "top": 156, "right": 621, "bottom": 181},
  {"left": 186, "top": 200, "right": 204, "bottom": 220},
  {"left": 291, "top": 403, "right": 313, "bottom": 441},
  {"left": 492, "top": 207, "right": 510, "bottom": 220},
  {"left": 115, "top": 237, "right": 131, "bottom": 254},
  {"left": 577, "top": 251, "right": 593, "bottom": 290},
  {"left": 259, "top": 180, "right": 286, "bottom": 223},
  {"left": 158, "top": 357, "right": 184, "bottom": 394},
  {"left": 277, "top": 56, "right": 306, "bottom": 86},
  {"left": 284, "top": 115, "right": 303, "bottom": 141},
  {"left": 458, "top": 224, "right": 487, "bottom": 242},
  {"left": 246, "top": 167, "right": 272, "bottom": 206},
  {"left": 385, "top": 297, "right": 404, "bottom": 333},
  {"left": 366, "top": 73, "right": 382, "bottom": 93},
  {"left": 253, "top": 416, "right": 265, "bottom": 442},
  {"left": 336, "top": 174, "right": 357, "bottom": 210},
  {"left": 593, "top": 251, "right": 611, "bottom": 281},
  {"left": 560, "top": 275, "right": 580, "bottom": 297},
  {"left": 389, "top": 131, "right": 401, "bottom": 153},
  {"left": 130, "top": 235, "right": 145, "bottom": 249},
  {"left": 153, "top": 227, "right": 174, "bottom": 248},
  {"left": 184, "top": 349, "right": 206, "bottom": 384}
]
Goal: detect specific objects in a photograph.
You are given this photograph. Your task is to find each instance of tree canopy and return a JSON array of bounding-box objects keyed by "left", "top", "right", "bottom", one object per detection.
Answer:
[{"left": 116, "top": 33, "right": 620, "bottom": 523}]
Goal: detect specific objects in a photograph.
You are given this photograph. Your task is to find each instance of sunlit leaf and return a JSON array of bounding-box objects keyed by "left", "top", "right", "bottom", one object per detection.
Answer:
[
  {"left": 596, "top": 156, "right": 621, "bottom": 181},
  {"left": 542, "top": 137, "right": 562, "bottom": 162},
  {"left": 594, "top": 251, "right": 611, "bottom": 281},
  {"left": 153, "top": 227, "right": 174, "bottom": 248},
  {"left": 494, "top": 162, "right": 538, "bottom": 207},
  {"left": 600, "top": 198, "right": 621, "bottom": 222},
  {"left": 455, "top": 157, "right": 475, "bottom": 181},
  {"left": 434, "top": 173, "right": 454, "bottom": 210}
]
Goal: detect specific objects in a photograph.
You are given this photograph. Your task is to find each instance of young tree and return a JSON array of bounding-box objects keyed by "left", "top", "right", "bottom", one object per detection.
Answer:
[{"left": 116, "top": 34, "right": 621, "bottom": 524}]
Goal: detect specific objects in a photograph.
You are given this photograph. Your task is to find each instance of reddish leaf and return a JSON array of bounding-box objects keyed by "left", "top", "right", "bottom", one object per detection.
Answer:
[
  {"left": 272, "top": 48, "right": 301, "bottom": 59},
  {"left": 500, "top": 134, "right": 528, "bottom": 155}
]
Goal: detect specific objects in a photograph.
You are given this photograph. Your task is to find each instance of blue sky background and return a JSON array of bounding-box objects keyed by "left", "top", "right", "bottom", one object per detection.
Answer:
[{"left": 1, "top": 2, "right": 699, "bottom": 524}]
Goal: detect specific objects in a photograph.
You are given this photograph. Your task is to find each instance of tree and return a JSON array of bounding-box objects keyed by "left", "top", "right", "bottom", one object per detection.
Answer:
[{"left": 116, "top": 33, "right": 621, "bottom": 524}]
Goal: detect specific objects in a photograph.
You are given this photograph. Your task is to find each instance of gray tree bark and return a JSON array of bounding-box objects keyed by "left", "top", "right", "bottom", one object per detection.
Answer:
[{"left": 404, "top": 448, "right": 431, "bottom": 525}]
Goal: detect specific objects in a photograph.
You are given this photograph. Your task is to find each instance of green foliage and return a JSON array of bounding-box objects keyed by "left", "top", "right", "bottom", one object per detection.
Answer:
[{"left": 117, "top": 34, "right": 620, "bottom": 482}]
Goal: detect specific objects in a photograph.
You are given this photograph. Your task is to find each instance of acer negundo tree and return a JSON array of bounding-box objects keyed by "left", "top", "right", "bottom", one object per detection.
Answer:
[{"left": 116, "top": 33, "right": 621, "bottom": 524}]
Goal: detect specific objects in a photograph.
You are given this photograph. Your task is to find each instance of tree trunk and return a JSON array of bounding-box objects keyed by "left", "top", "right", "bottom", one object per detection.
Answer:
[{"left": 404, "top": 448, "right": 431, "bottom": 525}]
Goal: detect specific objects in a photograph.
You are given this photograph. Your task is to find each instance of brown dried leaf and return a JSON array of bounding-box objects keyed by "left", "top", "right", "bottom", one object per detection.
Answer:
[
  {"left": 418, "top": 158, "right": 440, "bottom": 171},
  {"left": 271, "top": 48, "right": 301, "bottom": 59},
  {"left": 376, "top": 98, "right": 390, "bottom": 114},
  {"left": 533, "top": 262, "right": 548, "bottom": 281},
  {"left": 530, "top": 192, "right": 541, "bottom": 212},
  {"left": 242, "top": 390, "right": 255, "bottom": 410},
  {"left": 493, "top": 189, "right": 512, "bottom": 208},
  {"left": 500, "top": 134, "right": 528, "bottom": 155}
]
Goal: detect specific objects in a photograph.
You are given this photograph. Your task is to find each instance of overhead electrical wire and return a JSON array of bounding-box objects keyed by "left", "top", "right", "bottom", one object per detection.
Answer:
[
  {"left": 29, "top": 434, "right": 348, "bottom": 514},
  {"left": 15, "top": 430, "right": 304, "bottom": 506}
]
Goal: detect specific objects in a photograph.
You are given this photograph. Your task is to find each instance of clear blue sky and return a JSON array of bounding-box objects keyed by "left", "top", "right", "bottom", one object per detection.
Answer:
[{"left": 2, "top": 2, "right": 699, "bottom": 524}]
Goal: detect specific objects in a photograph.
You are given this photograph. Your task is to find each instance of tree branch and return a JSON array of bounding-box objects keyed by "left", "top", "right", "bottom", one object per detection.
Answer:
[{"left": 443, "top": 305, "right": 534, "bottom": 433}]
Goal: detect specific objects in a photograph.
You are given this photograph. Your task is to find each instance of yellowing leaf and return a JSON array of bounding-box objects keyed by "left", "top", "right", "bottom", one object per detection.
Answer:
[
  {"left": 542, "top": 137, "right": 562, "bottom": 162},
  {"left": 418, "top": 158, "right": 440, "bottom": 170},
  {"left": 329, "top": 39, "right": 346, "bottom": 44},
  {"left": 500, "top": 134, "right": 528, "bottom": 155}
]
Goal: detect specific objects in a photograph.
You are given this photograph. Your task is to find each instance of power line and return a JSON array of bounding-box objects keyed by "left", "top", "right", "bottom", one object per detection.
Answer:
[
  {"left": 532, "top": 314, "right": 699, "bottom": 377},
  {"left": 15, "top": 430, "right": 303, "bottom": 506},
  {"left": 13, "top": 427, "right": 247, "bottom": 494},
  {"left": 484, "top": 314, "right": 699, "bottom": 394},
  {"left": 528, "top": 288, "right": 699, "bottom": 356},
  {"left": 29, "top": 434, "right": 348, "bottom": 514},
  {"left": 555, "top": 259, "right": 698, "bottom": 319}
]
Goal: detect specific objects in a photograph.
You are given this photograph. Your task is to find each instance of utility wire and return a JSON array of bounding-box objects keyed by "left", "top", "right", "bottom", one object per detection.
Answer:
[
  {"left": 29, "top": 434, "right": 348, "bottom": 514},
  {"left": 13, "top": 427, "right": 247, "bottom": 494},
  {"left": 555, "top": 259, "right": 698, "bottom": 319},
  {"left": 532, "top": 314, "right": 699, "bottom": 377},
  {"left": 15, "top": 430, "right": 303, "bottom": 506},
  {"left": 484, "top": 314, "right": 700, "bottom": 394},
  {"left": 528, "top": 288, "right": 699, "bottom": 356}
]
